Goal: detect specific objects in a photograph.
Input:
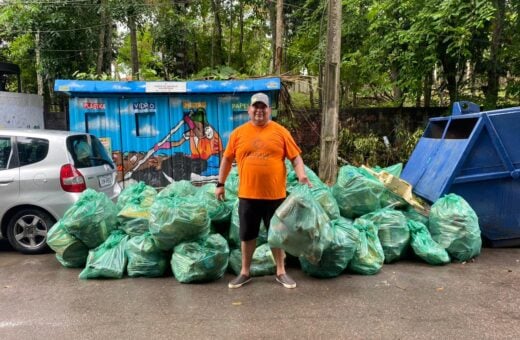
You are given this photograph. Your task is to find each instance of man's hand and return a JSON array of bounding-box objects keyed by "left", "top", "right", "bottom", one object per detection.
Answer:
[
  {"left": 215, "top": 186, "right": 226, "bottom": 201},
  {"left": 299, "top": 176, "right": 312, "bottom": 188}
]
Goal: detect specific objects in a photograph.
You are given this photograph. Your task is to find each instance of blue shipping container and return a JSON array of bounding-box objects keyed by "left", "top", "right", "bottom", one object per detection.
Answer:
[{"left": 55, "top": 78, "right": 280, "bottom": 189}]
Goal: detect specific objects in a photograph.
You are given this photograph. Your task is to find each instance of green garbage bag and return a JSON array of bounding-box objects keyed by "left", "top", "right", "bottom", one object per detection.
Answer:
[
  {"left": 46, "top": 220, "right": 88, "bottom": 268},
  {"left": 332, "top": 165, "right": 384, "bottom": 218},
  {"left": 229, "top": 200, "right": 267, "bottom": 248},
  {"left": 429, "top": 194, "right": 482, "bottom": 262},
  {"left": 116, "top": 181, "right": 157, "bottom": 212},
  {"left": 348, "top": 218, "right": 384, "bottom": 275},
  {"left": 79, "top": 230, "right": 129, "bottom": 279},
  {"left": 125, "top": 232, "right": 167, "bottom": 277},
  {"left": 149, "top": 196, "right": 210, "bottom": 250},
  {"left": 171, "top": 233, "right": 230, "bottom": 283},
  {"left": 402, "top": 205, "right": 429, "bottom": 227},
  {"left": 286, "top": 165, "right": 339, "bottom": 219},
  {"left": 157, "top": 180, "right": 198, "bottom": 199},
  {"left": 309, "top": 186, "right": 341, "bottom": 220},
  {"left": 363, "top": 208, "right": 410, "bottom": 263},
  {"left": 373, "top": 163, "right": 403, "bottom": 177},
  {"left": 116, "top": 182, "right": 156, "bottom": 236},
  {"left": 62, "top": 189, "right": 118, "bottom": 249},
  {"left": 287, "top": 165, "right": 326, "bottom": 192},
  {"left": 196, "top": 183, "right": 231, "bottom": 223},
  {"left": 300, "top": 217, "right": 360, "bottom": 278},
  {"left": 268, "top": 186, "right": 332, "bottom": 265},
  {"left": 118, "top": 217, "right": 150, "bottom": 237},
  {"left": 408, "top": 220, "right": 450, "bottom": 265},
  {"left": 229, "top": 243, "right": 276, "bottom": 277},
  {"left": 224, "top": 167, "right": 240, "bottom": 202}
]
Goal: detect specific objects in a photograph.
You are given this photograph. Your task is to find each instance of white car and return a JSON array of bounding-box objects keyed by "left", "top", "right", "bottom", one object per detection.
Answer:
[{"left": 0, "top": 129, "right": 121, "bottom": 254}]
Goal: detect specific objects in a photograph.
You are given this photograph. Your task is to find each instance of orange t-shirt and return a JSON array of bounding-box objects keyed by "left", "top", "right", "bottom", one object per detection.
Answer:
[{"left": 224, "top": 121, "right": 301, "bottom": 199}]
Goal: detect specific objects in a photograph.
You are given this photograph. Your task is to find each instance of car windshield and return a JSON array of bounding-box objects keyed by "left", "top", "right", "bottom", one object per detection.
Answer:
[{"left": 67, "top": 135, "right": 114, "bottom": 169}]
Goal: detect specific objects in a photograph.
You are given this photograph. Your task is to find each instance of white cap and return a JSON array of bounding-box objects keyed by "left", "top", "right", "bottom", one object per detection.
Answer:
[{"left": 251, "top": 92, "right": 269, "bottom": 107}]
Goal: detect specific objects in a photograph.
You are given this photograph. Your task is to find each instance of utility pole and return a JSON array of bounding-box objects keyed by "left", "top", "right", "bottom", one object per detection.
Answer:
[
  {"left": 274, "top": 0, "right": 283, "bottom": 75},
  {"left": 35, "top": 30, "right": 43, "bottom": 96},
  {"left": 319, "top": 0, "right": 342, "bottom": 185}
]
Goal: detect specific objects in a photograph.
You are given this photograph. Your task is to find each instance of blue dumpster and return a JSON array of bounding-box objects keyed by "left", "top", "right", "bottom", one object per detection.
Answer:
[{"left": 401, "top": 103, "right": 520, "bottom": 246}]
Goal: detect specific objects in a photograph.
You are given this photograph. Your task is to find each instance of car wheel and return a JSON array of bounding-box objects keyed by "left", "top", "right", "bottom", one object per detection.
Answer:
[{"left": 6, "top": 209, "right": 56, "bottom": 254}]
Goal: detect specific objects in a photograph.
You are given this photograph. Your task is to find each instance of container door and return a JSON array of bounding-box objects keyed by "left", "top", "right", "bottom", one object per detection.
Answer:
[
  {"left": 162, "top": 96, "right": 222, "bottom": 184},
  {"left": 119, "top": 96, "right": 171, "bottom": 188}
]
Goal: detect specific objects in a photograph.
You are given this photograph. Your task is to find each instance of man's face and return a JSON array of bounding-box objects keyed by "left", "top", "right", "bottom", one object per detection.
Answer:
[{"left": 248, "top": 102, "right": 271, "bottom": 126}]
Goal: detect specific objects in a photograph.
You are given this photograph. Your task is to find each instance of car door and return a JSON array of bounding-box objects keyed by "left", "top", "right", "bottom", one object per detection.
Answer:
[{"left": 0, "top": 136, "right": 20, "bottom": 216}]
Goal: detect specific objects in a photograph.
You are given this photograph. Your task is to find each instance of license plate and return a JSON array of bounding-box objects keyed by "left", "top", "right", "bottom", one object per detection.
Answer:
[{"left": 98, "top": 174, "right": 112, "bottom": 187}]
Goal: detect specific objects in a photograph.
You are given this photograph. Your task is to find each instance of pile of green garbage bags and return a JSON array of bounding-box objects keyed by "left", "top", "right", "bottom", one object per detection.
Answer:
[{"left": 46, "top": 162, "right": 481, "bottom": 282}]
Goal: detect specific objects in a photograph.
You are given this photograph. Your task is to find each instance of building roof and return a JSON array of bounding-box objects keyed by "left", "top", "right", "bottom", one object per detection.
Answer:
[{"left": 54, "top": 77, "right": 280, "bottom": 95}]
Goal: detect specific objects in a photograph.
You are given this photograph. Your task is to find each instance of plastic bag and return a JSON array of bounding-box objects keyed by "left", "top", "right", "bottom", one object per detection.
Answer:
[
  {"left": 348, "top": 218, "right": 384, "bottom": 275},
  {"left": 149, "top": 196, "right": 210, "bottom": 250},
  {"left": 373, "top": 163, "right": 403, "bottom": 177},
  {"left": 117, "top": 182, "right": 156, "bottom": 237},
  {"left": 46, "top": 220, "right": 88, "bottom": 268},
  {"left": 332, "top": 165, "right": 384, "bottom": 218},
  {"left": 429, "top": 194, "right": 481, "bottom": 262},
  {"left": 79, "top": 230, "right": 129, "bottom": 279},
  {"left": 286, "top": 165, "right": 339, "bottom": 219},
  {"left": 402, "top": 205, "right": 429, "bottom": 227},
  {"left": 118, "top": 217, "right": 150, "bottom": 237},
  {"left": 116, "top": 181, "right": 157, "bottom": 212},
  {"left": 157, "top": 180, "right": 198, "bottom": 199},
  {"left": 170, "top": 233, "right": 230, "bottom": 283},
  {"left": 268, "top": 186, "right": 332, "bottom": 264},
  {"left": 62, "top": 189, "right": 118, "bottom": 249},
  {"left": 196, "top": 183, "right": 232, "bottom": 223},
  {"left": 287, "top": 165, "right": 326, "bottom": 192},
  {"left": 300, "top": 217, "right": 359, "bottom": 278},
  {"left": 125, "top": 232, "right": 167, "bottom": 277},
  {"left": 408, "top": 220, "right": 450, "bottom": 265},
  {"left": 363, "top": 208, "right": 410, "bottom": 263},
  {"left": 229, "top": 243, "right": 276, "bottom": 277}
]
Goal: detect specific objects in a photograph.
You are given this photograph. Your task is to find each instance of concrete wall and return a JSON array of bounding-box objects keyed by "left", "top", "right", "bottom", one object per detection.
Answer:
[{"left": 0, "top": 92, "right": 44, "bottom": 129}]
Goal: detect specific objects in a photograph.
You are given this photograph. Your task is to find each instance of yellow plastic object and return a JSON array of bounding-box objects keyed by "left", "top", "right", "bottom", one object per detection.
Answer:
[{"left": 361, "top": 165, "right": 429, "bottom": 215}]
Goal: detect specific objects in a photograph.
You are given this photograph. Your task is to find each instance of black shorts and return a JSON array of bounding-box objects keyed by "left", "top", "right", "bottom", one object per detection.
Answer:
[{"left": 238, "top": 198, "right": 285, "bottom": 242}]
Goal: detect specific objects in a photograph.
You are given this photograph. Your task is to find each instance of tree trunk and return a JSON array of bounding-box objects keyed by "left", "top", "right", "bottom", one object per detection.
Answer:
[
  {"left": 390, "top": 65, "right": 402, "bottom": 104},
  {"left": 210, "top": 0, "right": 224, "bottom": 66},
  {"left": 423, "top": 70, "right": 432, "bottom": 107},
  {"left": 239, "top": 1, "right": 244, "bottom": 57},
  {"left": 274, "top": 0, "right": 283, "bottom": 75},
  {"left": 97, "top": 0, "right": 107, "bottom": 76},
  {"left": 104, "top": 11, "right": 113, "bottom": 75},
  {"left": 319, "top": 0, "right": 342, "bottom": 185},
  {"left": 485, "top": 0, "right": 505, "bottom": 109},
  {"left": 228, "top": 8, "right": 232, "bottom": 66},
  {"left": 128, "top": 15, "right": 139, "bottom": 80},
  {"left": 269, "top": 2, "right": 276, "bottom": 74},
  {"left": 35, "top": 31, "right": 43, "bottom": 96},
  {"left": 308, "top": 75, "right": 315, "bottom": 110}
]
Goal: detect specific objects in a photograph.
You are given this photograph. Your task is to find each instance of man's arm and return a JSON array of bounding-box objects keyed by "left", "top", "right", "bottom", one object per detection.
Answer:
[
  {"left": 291, "top": 155, "right": 312, "bottom": 187},
  {"left": 215, "top": 155, "right": 234, "bottom": 200}
]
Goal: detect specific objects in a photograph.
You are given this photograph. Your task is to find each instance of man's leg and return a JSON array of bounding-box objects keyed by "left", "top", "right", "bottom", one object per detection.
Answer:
[
  {"left": 271, "top": 247, "right": 286, "bottom": 276},
  {"left": 240, "top": 239, "right": 256, "bottom": 276},
  {"left": 229, "top": 199, "right": 260, "bottom": 288}
]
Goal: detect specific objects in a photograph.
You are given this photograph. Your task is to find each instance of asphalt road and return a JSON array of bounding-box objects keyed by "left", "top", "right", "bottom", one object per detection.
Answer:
[{"left": 1, "top": 239, "right": 519, "bottom": 339}]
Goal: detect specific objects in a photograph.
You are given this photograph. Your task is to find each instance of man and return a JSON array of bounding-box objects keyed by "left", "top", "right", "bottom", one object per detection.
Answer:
[{"left": 215, "top": 92, "right": 311, "bottom": 289}]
